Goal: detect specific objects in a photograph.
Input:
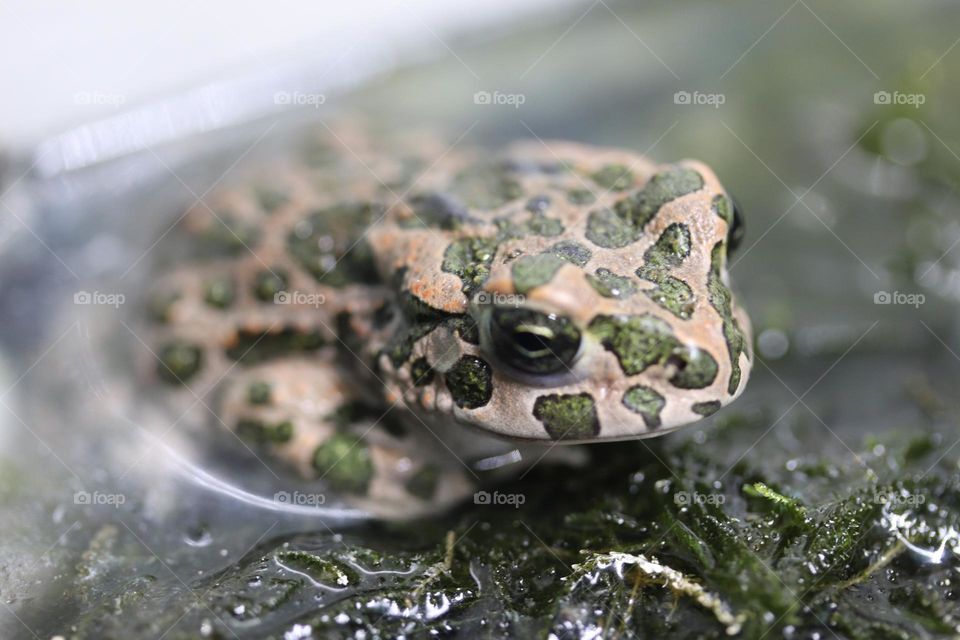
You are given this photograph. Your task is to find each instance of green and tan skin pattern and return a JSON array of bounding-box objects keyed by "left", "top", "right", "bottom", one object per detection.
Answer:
[{"left": 142, "top": 126, "right": 751, "bottom": 519}]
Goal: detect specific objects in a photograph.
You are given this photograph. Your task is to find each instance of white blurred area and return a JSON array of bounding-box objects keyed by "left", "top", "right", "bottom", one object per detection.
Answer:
[{"left": 0, "top": 0, "right": 582, "bottom": 150}]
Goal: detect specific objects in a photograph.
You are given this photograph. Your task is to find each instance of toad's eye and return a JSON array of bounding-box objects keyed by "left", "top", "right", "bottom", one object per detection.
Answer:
[
  {"left": 488, "top": 307, "right": 581, "bottom": 375},
  {"left": 728, "top": 197, "right": 745, "bottom": 254}
]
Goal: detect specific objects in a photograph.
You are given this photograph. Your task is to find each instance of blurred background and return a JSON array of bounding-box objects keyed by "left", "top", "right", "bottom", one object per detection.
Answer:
[{"left": 3, "top": 1, "right": 960, "bottom": 638}]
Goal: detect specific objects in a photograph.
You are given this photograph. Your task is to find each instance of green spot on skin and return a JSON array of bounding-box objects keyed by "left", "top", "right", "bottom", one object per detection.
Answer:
[
  {"left": 641, "top": 223, "right": 692, "bottom": 270},
  {"left": 585, "top": 208, "right": 637, "bottom": 249},
  {"left": 533, "top": 393, "right": 600, "bottom": 440},
  {"left": 253, "top": 270, "right": 288, "bottom": 302},
  {"left": 713, "top": 193, "right": 734, "bottom": 225},
  {"left": 587, "top": 268, "right": 637, "bottom": 299},
  {"left": 247, "top": 381, "right": 272, "bottom": 405},
  {"left": 157, "top": 341, "right": 202, "bottom": 384},
  {"left": 642, "top": 275, "right": 696, "bottom": 319},
  {"left": 384, "top": 322, "right": 438, "bottom": 369},
  {"left": 254, "top": 187, "right": 288, "bottom": 213},
  {"left": 452, "top": 164, "right": 523, "bottom": 209},
  {"left": 287, "top": 203, "right": 381, "bottom": 287},
  {"left": 588, "top": 314, "right": 678, "bottom": 376},
  {"left": 511, "top": 253, "right": 567, "bottom": 294},
  {"left": 589, "top": 314, "right": 718, "bottom": 389},
  {"left": 708, "top": 242, "right": 747, "bottom": 394},
  {"left": 406, "top": 466, "right": 439, "bottom": 500},
  {"left": 547, "top": 241, "right": 592, "bottom": 267},
  {"left": 312, "top": 433, "right": 374, "bottom": 494},
  {"left": 404, "top": 192, "right": 472, "bottom": 230},
  {"left": 146, "top": 290, "right": 180, "bottom": 324},
  {"left": 237, "top": 418, "right": 293, "bottom": 444},
  {"left": 591, "top": 164, "right": 635, "bottom": 191},
  {"left": 636, "top": 224, "right": 695, "bottom": 319},
  {"left": 670, "top": 346, "right": 719, "bottom": 390},
  {"left": 622, "top": 386, "right": 666, "bottom": 429},
  {"left": 495, "top": 213, "right": 564, "bottom": 240},
  {"left": 692, "top": 400, "right": 722, "bottom": 416},
  {"left": 203, "top": 276, "right": 235, "bottom": 309},
  {"left": 196, "top": 214, "right": 261, "bottom": 257},
  {"left": 446, "top": 355, "right": 493, "bottom": 409},
  {"left": 441, "top": 236, "right": 498, "bottom": 297},
  {"left": 613, "top": 168, "right": 704, "bottom": 230},
  {"left": 567, "top": 188, "right": 596, "bottom": 205},
  {"left": 410, "top": 357, "right": 434, "bottom": 386},
  {"left": 225, "top": 327, "right": 324, "bottom": 364}
]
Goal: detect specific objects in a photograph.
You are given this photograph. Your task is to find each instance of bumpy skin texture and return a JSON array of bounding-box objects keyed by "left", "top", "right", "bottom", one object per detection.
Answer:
[{"left": 142, "top": 125, "right": 751, "bottom": 517}]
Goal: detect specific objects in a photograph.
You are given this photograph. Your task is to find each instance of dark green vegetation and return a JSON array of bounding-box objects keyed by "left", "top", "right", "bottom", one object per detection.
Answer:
[{"left": 56, "top": 417, "right": 960, "bottom": 639}]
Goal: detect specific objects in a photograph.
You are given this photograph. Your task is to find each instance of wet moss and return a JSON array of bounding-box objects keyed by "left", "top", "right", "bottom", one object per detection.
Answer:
[
  {"left": 445, "top": 355, "right": 493, "bottom": 409},
  {"left": 533, "top": 393, "right": 599, "bottom": 439},
  {"left": 312, "top": 433, "right": 375, "bottom": 494},
  {"left": 276, "top": 550, "right": 358, "bottom": 587}
]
